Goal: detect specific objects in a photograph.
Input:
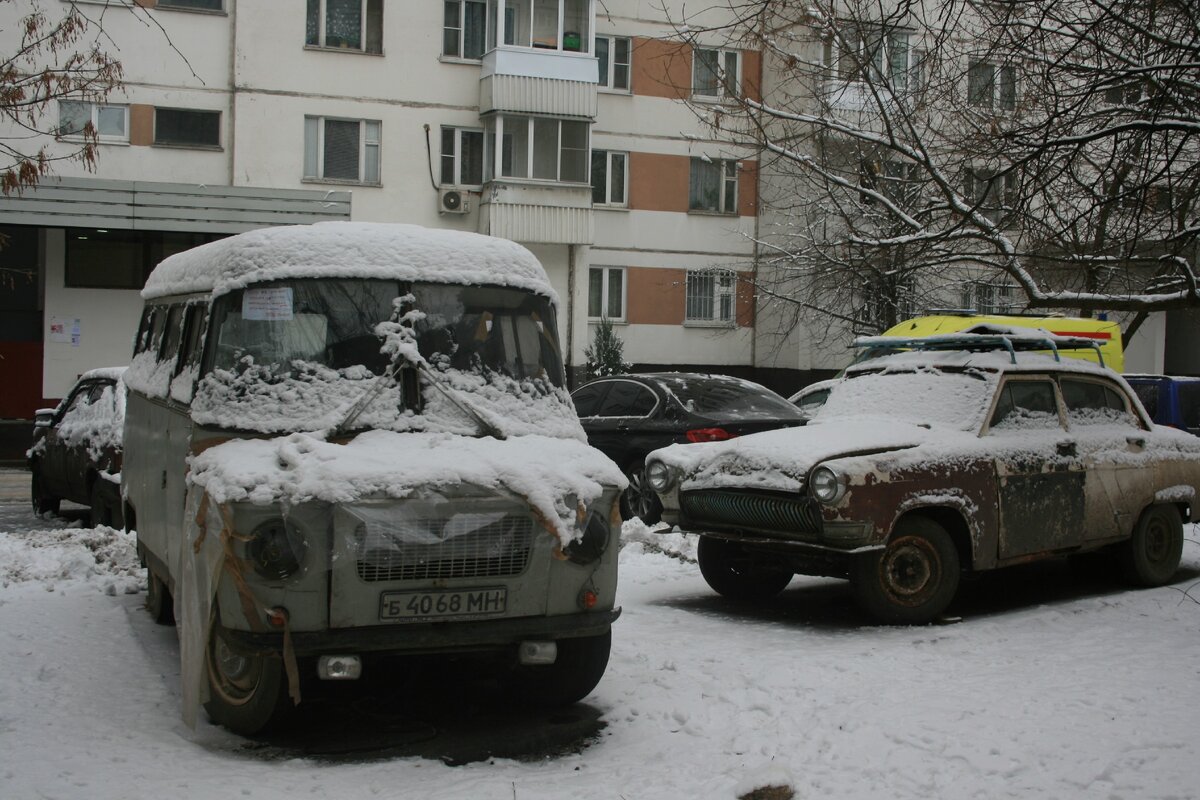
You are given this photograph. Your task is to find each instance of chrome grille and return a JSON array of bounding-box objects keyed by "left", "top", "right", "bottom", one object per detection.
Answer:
[
  {"left": 681, "top": 490, "right": 822, "bottom": 537},
  {"left": 356, "top": 515, "right": 534, "bottom": 582}
]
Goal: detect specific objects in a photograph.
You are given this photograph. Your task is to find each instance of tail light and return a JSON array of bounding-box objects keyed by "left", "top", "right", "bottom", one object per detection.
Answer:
[{"left": 686, "top": 427, "right": 735, "bottom": 443}]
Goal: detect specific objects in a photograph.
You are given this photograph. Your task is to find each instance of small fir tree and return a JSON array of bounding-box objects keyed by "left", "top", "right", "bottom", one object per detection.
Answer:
[{"left": 584, "top": 317, "right": 631, "bottom": 380}]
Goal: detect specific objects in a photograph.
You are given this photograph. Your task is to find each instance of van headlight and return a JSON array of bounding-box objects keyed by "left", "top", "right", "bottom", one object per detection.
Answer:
[
  {"left": 645, "top": 459, "right": 676, "bottom": 493},
  {"left": 565, "top": 511, "right": 610, "bottom": 565},
  {"left": 809, "top": 466, "right": 846, "bottom": 505},
  {"left": 248, "top": 518, "right": 308, "bottom": 580}
]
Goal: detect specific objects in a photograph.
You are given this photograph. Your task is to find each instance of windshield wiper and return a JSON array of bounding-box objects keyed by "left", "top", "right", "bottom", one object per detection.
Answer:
[
  {"left": 416, "top": 362, "right": 507, "bottom": 440},
  {"left": 331, "top": 358, "right": 406, "bottom": 438}
]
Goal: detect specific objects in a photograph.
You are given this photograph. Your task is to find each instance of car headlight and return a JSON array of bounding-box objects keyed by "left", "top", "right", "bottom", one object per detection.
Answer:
[
  {"left": 645, "top": 460, "right": 675, "bottom": 493},
  {"left": 809, "top": 466, "right": 846, "bottom": 505},
  {"left": 565, "top": 510, "right": 610, "bottom": 565},
  {"left": 248, "top": 518, "right": 308, "bottom": 580}
]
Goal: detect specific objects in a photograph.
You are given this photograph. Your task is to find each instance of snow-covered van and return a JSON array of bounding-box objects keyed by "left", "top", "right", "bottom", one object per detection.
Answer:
[{"left": 121, "top": 222, "right": 625, "bottom": 735}]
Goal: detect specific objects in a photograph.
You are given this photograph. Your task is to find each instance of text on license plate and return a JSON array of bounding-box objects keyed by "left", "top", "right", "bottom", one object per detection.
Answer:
[{"left": 379, "top": 587, "right": 508, "bottom": 621}]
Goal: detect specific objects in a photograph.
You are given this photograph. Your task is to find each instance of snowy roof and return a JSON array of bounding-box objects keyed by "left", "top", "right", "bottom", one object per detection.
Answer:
[
  {"left": 141, "top": 222, "right": 557, "bottom": 302},
  {"left": 846, "top": 345, "right": 1116, "bottom": 378},
  {"left": 78, "top": 366, "right": 128, "bottom": 383}
]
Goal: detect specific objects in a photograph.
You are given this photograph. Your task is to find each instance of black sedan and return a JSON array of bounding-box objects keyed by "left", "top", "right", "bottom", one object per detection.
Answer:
[{"left": 572, "top": 373, "right": 806, "bottom": 523}]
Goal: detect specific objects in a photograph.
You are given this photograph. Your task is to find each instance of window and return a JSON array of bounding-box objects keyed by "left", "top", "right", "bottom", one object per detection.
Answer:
[
  {"left": 591, "top": 149, "right": 627, "bottom": 206},
  {"left": 685, "top": 269, "right": 736, "bottom": 323},
  {"left": 304, "top": 116, "right": 381, "bottom": 184},
  {"left": 154, "top": 108, "right": 221, "bottom": 148},
  {"left": 689, "top": 158, "right": 738, "bottom": 213},
  {"left": 306, "top": 0, "right": 383, "bottom": 53},
  {"left": 964, "top": 167, "right": 1016, "bottom": 223},
  {"left": 823, "top": 25, "right": 919, "bottom": 93},
  {"left": 596, "top": 35, "right": 631, "bottom": 90},
  {"left": 485, "top": 116, "right": 588, "bottom": 182},
  {"left": 693, "top": 48, "right": 739, "bottom": 98},
  {"left": 1061, "top": 379, "right": 1131, "bottom": 426},
  {"left": 486, "top": 0, "right": 590, "bottom": 53},
  {"left": 990, "top": 380, "right": 1062, "bottom": 430},
  {"left": 444, "top": 0, "right": 487, "bottom": 59},
  {"left": 1103, "top": 80, "right": 1140, "bottom": 106},
  {"left": 158, "top": 0, "right": 223, "bottom": 10},
  {"left": 968, "top": 61, "right": 1016, "bottom": 111},
  {"left": 65, "top": 229, "right": 223, "bottom": 290},
  {"left": 588, "top": 267, "right": 625, "bottom": 319},
  {"left": 596, "top": 381, "right": 657, "bottom": 417},
  {"left": 58, "top": 101, "right": 128, "bottom": 142},
  {"left": 858, "top": 274, "right": 917, "bottom": 331},
  {"left": 962, "top": 279, "right": 1017, "bottom": 314},
  {"left": 441, "top": 126, "right": 484, "bottom": 186}
]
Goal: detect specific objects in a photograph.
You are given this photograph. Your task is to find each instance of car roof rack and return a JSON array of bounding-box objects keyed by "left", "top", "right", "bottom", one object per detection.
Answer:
[{"left": 852, "top": 331, "right": 1107, "bottom": 368}]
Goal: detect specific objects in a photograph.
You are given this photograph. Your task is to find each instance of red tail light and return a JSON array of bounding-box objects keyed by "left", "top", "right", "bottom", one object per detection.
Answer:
[{"left": 686, "top": 427, "right": 735, "bottom": 443}]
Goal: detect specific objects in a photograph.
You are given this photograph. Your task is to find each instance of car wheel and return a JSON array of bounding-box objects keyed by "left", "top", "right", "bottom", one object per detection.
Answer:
[
  {"left": 204, "top": 623, "right": 289, "bottom": 736},
  {"left": 30, "top": 464, "right": 60, "bottom": 516},
  {"left": 1119, "top": 504, "right": 1183, "bottom": 587},
  {"left": 697, "top": 536, "right": 792, "bottom": 601},
  {"left": 89, "top": 480, "right": 113, "bottom": 528},
  {"left": 507, "top": 630, "right": 612, "bottom": 707},
  {"left": 619, "top": 461, "right": 663, "bottom": 525},
  {"left": 146, "top": 569, "right": 175, "bottom": 626},
  {"left": 851, "top": 516, "right": 960, "bottom": 625}
]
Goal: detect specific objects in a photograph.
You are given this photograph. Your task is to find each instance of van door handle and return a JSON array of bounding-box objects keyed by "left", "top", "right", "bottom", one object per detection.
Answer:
[{"left": 1056, "top": 441, "right": 1077, "bottom": 457}]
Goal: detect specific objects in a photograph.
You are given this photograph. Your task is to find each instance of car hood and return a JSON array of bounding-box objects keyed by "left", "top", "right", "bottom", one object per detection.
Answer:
[{"left": 650, "top": 417, "right": 937, "bottom": 493}]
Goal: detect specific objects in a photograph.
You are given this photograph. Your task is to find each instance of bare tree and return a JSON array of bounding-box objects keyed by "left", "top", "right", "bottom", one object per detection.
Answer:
[{"left": 663, "top": 0, "right": 1200, "bottom": 341}]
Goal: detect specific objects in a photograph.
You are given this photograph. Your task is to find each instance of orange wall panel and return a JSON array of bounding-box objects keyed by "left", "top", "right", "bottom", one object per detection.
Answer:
[
  {"left": 738, "top": 159, "right": 758, "bottom": 217},
  {"left": 742, "top": 50, "right": 763, "bottom": 103},
  {"left": 627, "top": 267, "right": 686, "bottom": 325},
  {"left": 628, "top": 152, "right": 690, "bottom": 213},
  {"left": 736, "top": 270, "right": 755, "bottom": 328},
  {"left": 129, "top": 104, "right": 153, "bottom": 147},
  {"left": 631, "top": 38, "right": 691, "bottom": 100}
]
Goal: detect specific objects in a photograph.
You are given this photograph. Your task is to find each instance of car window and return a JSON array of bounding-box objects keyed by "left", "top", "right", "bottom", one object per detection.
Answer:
[
  {"left": 656, "top": 376, "right": 800, "bottom": 420},
  {"left": 1178, "top": 382, "right": 1200, "bottom": 429},
  {"left": 1061, "top": 378, "right": 1132, "bottom": 426},
  {"left": 796, "top": 388, "right": 830, "bottom": 413},
  {"left": 571, "top": 383, "right": 608, "bottom": 417},
  {"left": 1131, "top": 383, "right": 1159, "bottom": 419},
  {"left": 990, "top": 380, "right": 1062, "bottom": 430},
  {"left": 60, "top": 385, "right": 92, "bottom": 417},
  {"left": 596, "top": 381, "right": 657, "bottom": 417}
]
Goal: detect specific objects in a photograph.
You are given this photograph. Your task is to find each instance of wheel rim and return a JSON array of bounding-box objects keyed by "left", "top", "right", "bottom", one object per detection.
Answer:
[
  {"left": 880, "top": 535, "right": 942, "bottom": 607},
  {"left": 208, "top": 634, "right": 264, "bottom": 707},
  {"left": 1143, "top": 515, "right": 1172, "bottom": 564},
  {"left": 624, "top": 469, "right": 658, "bottom": 520}
]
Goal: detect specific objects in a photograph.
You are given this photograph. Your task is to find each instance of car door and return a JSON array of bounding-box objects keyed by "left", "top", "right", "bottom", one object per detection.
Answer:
[
  {"left": 987, "top": 375, "right": 1087, "bottom": 560},
  {"left": 43, "top": 383, "right": 94, "bottom": 501},
  {"left": 1061, "top": 376, "right": 1154, "bottom": 540},
  {"left": 580, "top": 379, "right": 662, "bottom": 468}
]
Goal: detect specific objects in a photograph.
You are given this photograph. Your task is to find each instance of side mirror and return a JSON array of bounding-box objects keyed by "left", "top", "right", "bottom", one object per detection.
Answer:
[{"left": 33, "top": 408, "right": 56, "bottom": 428}]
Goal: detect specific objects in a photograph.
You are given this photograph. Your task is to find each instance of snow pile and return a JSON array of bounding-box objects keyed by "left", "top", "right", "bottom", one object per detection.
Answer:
[
  {"left": 621, "top": 518, "right": 697, "bottom": 562},
  {"left": 187, "top": 430, "right": 625, "bottom": 546},
  {"left": 0, "top": 525, "right": 142, "bottom": 595},
  {"left": 142, "top": 222, "right": 557, "bottom": 302}
]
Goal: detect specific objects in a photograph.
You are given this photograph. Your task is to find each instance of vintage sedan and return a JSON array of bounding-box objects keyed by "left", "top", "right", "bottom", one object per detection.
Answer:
[
  {"left": 645, "top": 336, "right": 1200, "bottom": 624},
  {"left": 28, "top": 367, "right": 126, "bottom": 528}
]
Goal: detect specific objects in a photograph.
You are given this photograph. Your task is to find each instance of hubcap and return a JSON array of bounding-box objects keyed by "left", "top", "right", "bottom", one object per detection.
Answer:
[
  {"left": 624, "top": 470, "right": 658, "bottom": 519},
  {"left": 881, "top": 536, "right": 940, "bottom": 606},
  {"left": 1144, "top": 518, "right": 1169, "bottom": 563},
  {"left": 208, "top": 634, "right": 262, "bottom": 705}
]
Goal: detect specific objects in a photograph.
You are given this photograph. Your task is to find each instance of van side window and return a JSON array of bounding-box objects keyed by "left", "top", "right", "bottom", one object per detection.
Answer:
[
  {"left": 176, "top": 305, "right": 207, "bottom": 377},
  {"left": 135, "top": 308, "right": 157, "bottom": 355},
  {"left": 148, "top": 307, "right": 168, "bottom": 355},
  {"left": 159, "top": 305, "right": 186, "bottom": 366}
]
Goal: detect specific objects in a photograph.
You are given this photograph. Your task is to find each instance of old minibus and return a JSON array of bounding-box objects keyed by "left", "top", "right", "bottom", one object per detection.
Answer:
[{"left": 122, "top": 222, "right": 624, "bottom": 735}]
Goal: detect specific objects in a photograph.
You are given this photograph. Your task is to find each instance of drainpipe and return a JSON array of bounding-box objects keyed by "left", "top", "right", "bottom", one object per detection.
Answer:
[
  {"left": 567, "top": 243, "right": 576, "bottom": 388},
  {"left": 228, "top": 0, "right": 238, "bottom": 187}
]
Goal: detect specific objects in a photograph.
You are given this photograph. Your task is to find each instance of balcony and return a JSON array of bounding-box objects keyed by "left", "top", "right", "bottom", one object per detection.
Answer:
[{"left": 481, "top": 46, "right": 598, "bottom": 118}]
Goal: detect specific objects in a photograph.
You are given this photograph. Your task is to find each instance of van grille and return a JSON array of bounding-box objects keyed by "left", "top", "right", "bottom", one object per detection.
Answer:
[
  {"left": 681, "top": 489, "right": 822, "bottom": 537},
  {"left": 356, "top": 515, "right": 534, "bottom": 582}
]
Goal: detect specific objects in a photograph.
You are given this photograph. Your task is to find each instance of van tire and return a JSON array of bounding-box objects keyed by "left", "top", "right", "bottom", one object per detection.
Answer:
[
  {"left": 1119, "top": 504, "right": 1183, "bottom": 587},
  {"left": 204, "top": 625, "right": 289, "bottom": 736},
  {"left": 145, "top": 569, "right": 175, "bottom": 626},
  {"left": 509, "top": 630, "right": 611, "bottom": 707}
]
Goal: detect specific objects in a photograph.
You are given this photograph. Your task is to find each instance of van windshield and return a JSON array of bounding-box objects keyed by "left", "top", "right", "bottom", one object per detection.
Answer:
[{"left": 194, "top": 278, "right": 569, "bottom": 434}]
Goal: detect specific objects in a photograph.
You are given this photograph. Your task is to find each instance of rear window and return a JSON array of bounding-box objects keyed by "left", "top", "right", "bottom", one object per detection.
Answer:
[
  {"left": 1177, "top": 382, "right": 1200, "bottom": 428},
  {"left": 655, "top": 376, "right": 800, "bottom": 420}
]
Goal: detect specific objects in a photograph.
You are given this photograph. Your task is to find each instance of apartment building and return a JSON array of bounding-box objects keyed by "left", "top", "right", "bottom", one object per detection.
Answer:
[{"left": 0, "top": 0, "right": 797, "bottom": 428}]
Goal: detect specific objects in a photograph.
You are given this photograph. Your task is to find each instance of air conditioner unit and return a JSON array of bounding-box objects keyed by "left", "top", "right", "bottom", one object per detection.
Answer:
[{"left": 438, "top": 188, "right": 469, "bottom": 215}]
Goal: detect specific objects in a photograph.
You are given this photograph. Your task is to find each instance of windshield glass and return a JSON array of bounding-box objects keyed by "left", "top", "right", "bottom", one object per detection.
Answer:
[
  {"left": 816, "top": 367, "right": 996, "bottom": 431},
  {"left": 192, "top": 278, "right": 574, "bottom": 436}
]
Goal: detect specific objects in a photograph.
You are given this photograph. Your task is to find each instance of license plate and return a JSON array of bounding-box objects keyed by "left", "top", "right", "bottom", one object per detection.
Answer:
[{"left": 379, "top": 587, "right": 507, "bottom": 622}]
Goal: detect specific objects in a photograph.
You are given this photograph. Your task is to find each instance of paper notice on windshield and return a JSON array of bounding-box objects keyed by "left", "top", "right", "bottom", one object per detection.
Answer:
[{"left": 243, "top": 287, "right": 294, "bottom": 321}]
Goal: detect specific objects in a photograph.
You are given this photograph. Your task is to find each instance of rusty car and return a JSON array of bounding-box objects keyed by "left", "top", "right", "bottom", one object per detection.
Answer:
[{"left": 644, "top": 333, "right": 1200, "bottom": 624}]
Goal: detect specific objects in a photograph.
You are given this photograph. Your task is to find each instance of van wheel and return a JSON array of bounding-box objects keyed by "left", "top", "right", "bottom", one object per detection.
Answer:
[
  {"left": 1119, "top": 504, "right": 1183, "bottom": 587},
  {"left": 145, "top": 569, "right": 175, "bottom": 626},
  {"left": 508, "top": 630, "right": 611, "bottom": 707},
  {"left": 698, "top": 536, "right": 792, "bottom": 601},
  {"left": 31, "top": 465, "right": 59, "bottom": 516},
  {"left": 204, "top": 625, "right": 289, "bottom": 736},
  {"left": 851, "top": 516, "right": 960, "bottom": 625}
]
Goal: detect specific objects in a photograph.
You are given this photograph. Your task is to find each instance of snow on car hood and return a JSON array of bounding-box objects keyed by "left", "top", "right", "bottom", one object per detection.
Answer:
[
  {"left": 187, "top": 429, "right": 626, "bottom": 546},
  {"left": 652, "top": 418, "right": 937, "bottom": 492}
]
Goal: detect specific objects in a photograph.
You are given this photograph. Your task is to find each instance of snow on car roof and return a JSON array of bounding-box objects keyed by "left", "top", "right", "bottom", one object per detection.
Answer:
[
  {"left": 78, "top": 366, "right": 128, "bottom": 383},
  {"left": 141, "top": 222, "right": 557, "bottom": 301},
  {"left": 847, "top": 344, "right": 1117, "bottom": 377}
]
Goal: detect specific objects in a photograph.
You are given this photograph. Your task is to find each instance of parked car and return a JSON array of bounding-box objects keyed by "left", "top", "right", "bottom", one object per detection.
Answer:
[
  {"left": 572, "top": 373, "right": 807, "bottom": 524},
  {"left": 645, "top": 334, "right": 1200, "bottom": 624},
  {"left": 28, "top": 367, "right": 126, "bottom": 528},
  {"left": 1124, "top": 375, "right": 1200, "bottom": 436},
  {"left": 788, "top": 378, "right": 839, "bottom": 419}
]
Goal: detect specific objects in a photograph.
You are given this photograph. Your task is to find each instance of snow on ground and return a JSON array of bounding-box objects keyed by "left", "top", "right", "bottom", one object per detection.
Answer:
[{"left": 2, "top": 506, "right": 1199, "bottom": 799}]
